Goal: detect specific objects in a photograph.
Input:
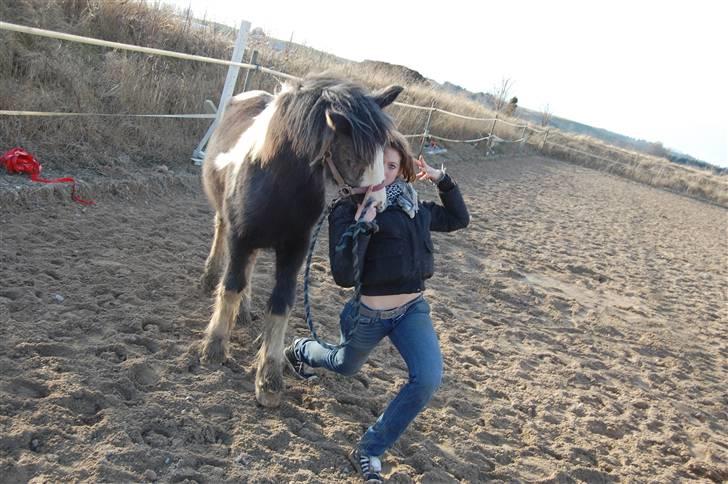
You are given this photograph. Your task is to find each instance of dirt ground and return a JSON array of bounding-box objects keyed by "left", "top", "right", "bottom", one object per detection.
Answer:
[{"left": 1, "top": 146, "right": 726, "bottom": 483}]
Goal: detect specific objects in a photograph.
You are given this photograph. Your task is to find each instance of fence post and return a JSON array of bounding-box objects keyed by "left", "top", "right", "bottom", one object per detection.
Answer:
[
  {"left": 192, "top": 20, "right": 251, "bottom": 165},
  {"left": 242, "top": 49, "right": 258, "bottom": 92},
  {"left": 519, "top": 125, "right": 528, "bottom": 154},
  {"left": 540, "top": 128, "right": 550, "bottom": 151},
  {"left": 418, "top": 100, "right": 436, "bottom": 157},
  {"left": 485, "top": 112, "right": 498, "bottom": 155}
]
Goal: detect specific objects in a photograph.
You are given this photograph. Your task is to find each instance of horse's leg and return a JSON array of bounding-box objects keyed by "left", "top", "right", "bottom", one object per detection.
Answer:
[
  {"left": 255, "top": 240, "right": 307, "bottom": 408},
  {"left": 201, "top": 213, "right": 226, "bottom": 295},
  {"left": 201, "top": 238, "right": 255, "bottom": 364},
  {"left": 235, "top": 249, "right": 258, "bottom": 327}
]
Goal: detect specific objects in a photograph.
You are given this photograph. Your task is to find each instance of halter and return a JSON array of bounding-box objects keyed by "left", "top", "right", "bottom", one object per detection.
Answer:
[
  {"left": 303, "top": 149, "right": 383, "bottom": 350},
  {"left": 322, "top": 150, "right": 385, "bottom": 198}
]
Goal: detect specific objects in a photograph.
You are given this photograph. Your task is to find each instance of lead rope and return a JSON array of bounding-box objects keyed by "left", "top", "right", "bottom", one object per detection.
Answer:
[{"left": 303, "top": 198, "right": 375, "bottom": 350}]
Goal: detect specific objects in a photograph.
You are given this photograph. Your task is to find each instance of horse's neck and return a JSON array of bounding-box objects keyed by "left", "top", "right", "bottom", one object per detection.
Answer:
[{"left": 269, "top": 151, "right": 327, "bottom": 205}]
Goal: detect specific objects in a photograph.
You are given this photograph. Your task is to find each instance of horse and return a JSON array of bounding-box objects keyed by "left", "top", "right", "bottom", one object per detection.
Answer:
[{"left": 198, "top": 74, "right": 403, "bottom": 407}]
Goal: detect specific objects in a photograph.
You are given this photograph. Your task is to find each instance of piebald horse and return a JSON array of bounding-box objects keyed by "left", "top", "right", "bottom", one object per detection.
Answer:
[{"left": 199, "top": 74, "right": 402, "bottom": 407}]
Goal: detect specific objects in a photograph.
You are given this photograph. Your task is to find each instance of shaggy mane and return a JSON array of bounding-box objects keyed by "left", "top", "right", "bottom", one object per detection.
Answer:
[{"left": 258, "top": 75, "right": 394, "bottom": 164}]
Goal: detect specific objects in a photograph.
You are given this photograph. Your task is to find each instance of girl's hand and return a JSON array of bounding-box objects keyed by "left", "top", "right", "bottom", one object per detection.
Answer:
[
  {"left": 355, "top": 186, "right": 377, "bottom": 222},
  {"left": 415, "top": 155, "right": 443, "bottom": 182}
]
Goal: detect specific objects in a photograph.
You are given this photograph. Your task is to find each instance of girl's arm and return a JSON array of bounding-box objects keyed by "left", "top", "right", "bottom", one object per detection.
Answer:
[{"left": 416, "top": 156, "right": 470, "bottom": 232}]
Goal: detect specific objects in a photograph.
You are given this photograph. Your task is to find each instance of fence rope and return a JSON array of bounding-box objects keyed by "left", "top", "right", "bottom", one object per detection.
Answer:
[
  {"left": 392, "top": 101, "right": 435, "bottom": 111},
  {"left": 0, "top": 110, "right": 215, "bottom": 119},
  {"left": 392, "top": 100, "right": 545, "bottom": 132},
  {"left": 544, "top": 141, "right": 632, "bottom": 169},
  {"left": 0, "top": 21, "right": 298, "bottom": 81},
  {"left": 429, "top": 134, "right": 491, "bottom": 144},
  {"left": 492, "top": 135, "right": 529, "bottom": 144},
  {"left": 0, "top": 20, "right": 616, "bottom": 157}
]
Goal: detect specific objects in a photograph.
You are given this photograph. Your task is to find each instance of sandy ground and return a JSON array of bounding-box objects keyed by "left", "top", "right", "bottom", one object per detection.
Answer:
[{"left": 1, "top": 147, "right": 726, "bottom": 483}]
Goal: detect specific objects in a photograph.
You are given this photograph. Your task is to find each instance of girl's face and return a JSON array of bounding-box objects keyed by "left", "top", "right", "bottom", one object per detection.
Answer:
[{"left": 383, "top": 147, "right": 402, "bottom": 186}]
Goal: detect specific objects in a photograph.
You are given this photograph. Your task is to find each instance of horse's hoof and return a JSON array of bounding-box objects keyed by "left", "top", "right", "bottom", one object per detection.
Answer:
[
  {"left": 255, "top": 385, "right": 283, "bottom": 408},
  {"left": 255, "top": 386, "right": 282, "bottom": 408},
  {"left": 200, "top": 336, "right": 228, "bottom": 364},
  {"left": 236, "top": 309, "right": 252, "bottom": 326},
  {"left": 255, "top": 364, "right": 284, "bottom": 408}
]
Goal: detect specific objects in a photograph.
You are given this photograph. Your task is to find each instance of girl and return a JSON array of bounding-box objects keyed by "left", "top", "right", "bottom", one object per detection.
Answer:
[{"left": 285, "top": 132, "right": 469, "bottom": 483}]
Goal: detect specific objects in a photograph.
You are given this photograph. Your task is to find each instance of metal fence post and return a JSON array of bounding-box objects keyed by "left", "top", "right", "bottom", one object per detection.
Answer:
[{"left": 192, "top": 20, "right": 251, "bottom": 165}]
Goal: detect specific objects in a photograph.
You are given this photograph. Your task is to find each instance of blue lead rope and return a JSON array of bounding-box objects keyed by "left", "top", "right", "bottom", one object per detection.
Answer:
[{"left": 303, "top": 198, "right": 375, "bottom": 350}]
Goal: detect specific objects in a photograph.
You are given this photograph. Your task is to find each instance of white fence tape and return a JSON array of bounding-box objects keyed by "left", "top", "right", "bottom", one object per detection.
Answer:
[
  {"left": 0, "top": 110, "right": 214, "bottom": 119},
  {"left": 0, "top": 21, "right": 596, "bottom": 156},
  {"left": 392, "top": 101, "right": 435, "bottom": 111},
  {"left": 544, "top": 141, "right": 629, "bottom": 169},
  {"left": 429, "top": 134, "right": 491, "bottom": 144},
  {"left": 0, "top": 21, "right": 298, "bottom": 81}
]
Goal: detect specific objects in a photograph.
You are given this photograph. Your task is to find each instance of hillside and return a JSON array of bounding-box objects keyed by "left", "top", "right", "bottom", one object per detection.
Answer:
[
  {"left": 0, "top": 0, "right": 726, "bottom": 206},
  {"left": 436, "top": 80, "right": 724, "bottom": 174}
]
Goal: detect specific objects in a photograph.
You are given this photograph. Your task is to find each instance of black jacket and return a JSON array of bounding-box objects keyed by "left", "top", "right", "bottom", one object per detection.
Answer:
[{"left": 328, "top": 174, "right": 469, "bottom": 295}]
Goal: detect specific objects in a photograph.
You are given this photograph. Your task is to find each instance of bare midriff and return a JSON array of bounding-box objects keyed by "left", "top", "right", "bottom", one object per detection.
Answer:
[{"left": 360, "top": 292, "right": 422, "bottom": 310}]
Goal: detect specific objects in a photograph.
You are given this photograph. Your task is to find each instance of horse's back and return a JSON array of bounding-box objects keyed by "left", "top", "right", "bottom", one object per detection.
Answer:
[
  {"left": 206, "top": 90, "right": 272, "bottom": 164},
  {"left": 202, "top": 90, "right": 273, "bottom": 210}
]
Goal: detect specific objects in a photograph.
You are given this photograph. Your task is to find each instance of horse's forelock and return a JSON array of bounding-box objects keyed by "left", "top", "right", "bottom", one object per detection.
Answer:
[
  {"left": 324, "top": 81, "right": 394, "bottom": 160},
  {"left": 266, "top": 77, "right": 394, "bottom": 164}
]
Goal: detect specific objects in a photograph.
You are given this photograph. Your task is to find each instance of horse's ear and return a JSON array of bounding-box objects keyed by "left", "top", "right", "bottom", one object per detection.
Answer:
[
  {"left": 325, "top": 109, "right": 352, "bottom": 135},
  {"left": 372, "top": 85, "right": 404, "bottom": 108}
]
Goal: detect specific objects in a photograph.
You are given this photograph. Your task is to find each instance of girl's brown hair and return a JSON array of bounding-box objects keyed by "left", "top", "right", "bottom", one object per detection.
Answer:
[{"left": 388, "top": 130, "right": 417, "bottom": 183}]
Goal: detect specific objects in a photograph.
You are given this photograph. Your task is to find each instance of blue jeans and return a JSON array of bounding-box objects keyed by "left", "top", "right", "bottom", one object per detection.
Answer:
[{"left": 295, "top": 296, "right": 443, "bottom": 457}]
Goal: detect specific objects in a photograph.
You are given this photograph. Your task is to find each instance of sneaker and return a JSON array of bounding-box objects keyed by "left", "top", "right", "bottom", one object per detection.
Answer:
[
  {"left": 284, "top": 339, "right": 317, "bottom": 381},
  {"left": 348, "top": 448, "right": 383, "bottom": 483}
]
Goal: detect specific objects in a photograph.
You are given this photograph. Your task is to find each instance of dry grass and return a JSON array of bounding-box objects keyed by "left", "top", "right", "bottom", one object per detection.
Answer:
[{"left": 1, "top": 0, "right": 725, "bottom": 206}]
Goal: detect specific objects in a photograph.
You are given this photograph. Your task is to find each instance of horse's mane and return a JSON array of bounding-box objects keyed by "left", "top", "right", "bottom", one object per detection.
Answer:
[{"left": 260, "top": 74, "right": 394, "bottom": 164}]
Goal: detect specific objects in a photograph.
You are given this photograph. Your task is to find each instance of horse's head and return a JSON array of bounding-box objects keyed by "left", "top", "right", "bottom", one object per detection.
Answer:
[
  {"left": 321, "top": 83, "right": 403, "bottom": 209},
  {"left": 265, "top": 75, "right": 402, "bottom": 210}
]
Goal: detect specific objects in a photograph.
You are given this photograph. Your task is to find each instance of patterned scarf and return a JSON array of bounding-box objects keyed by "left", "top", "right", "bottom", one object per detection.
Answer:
[{"left": 385, "top": 178, "right": 419, "bottom": 218}]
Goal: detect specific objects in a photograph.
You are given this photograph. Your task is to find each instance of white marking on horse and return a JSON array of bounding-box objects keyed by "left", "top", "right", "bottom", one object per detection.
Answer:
[
  {"left": 361, "top": 147, "right": 387, "bottom": 208},
  {"left": 213, "top": 88, "right": 288, "bottom": 172}
]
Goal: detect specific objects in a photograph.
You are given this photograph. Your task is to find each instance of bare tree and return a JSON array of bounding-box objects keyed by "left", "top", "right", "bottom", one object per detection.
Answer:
[{"left": 491, "top": 78, "right": 513, "bottom": 113}]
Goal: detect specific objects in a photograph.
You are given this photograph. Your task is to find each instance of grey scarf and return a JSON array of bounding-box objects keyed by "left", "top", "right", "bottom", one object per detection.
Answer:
[{"left": 385, "top": 179, "right": 419, "bottom": 218}]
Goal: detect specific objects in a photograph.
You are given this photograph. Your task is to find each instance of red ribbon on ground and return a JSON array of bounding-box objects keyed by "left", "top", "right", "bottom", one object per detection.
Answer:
[{"left": 0, "top": 147, "right": 94, "bottom": 205}]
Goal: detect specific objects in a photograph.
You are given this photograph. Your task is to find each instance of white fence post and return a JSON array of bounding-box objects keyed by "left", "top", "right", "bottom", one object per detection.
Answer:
[
  {"left": 519, "top": 125, "right": 528, "bottom": 154},
  {"left": 540, "top": 128, "right": 550, "bottom": 150},
  {"left": 192, "top": 20, "right": 251, "bottom": 165},
  {"left": 242, "top": 50, "right": 259, "bottom": 92},
  {"left": 485, "top": 113, "right": 498, "bottom": 155},
  {"left": 418, "top": 101, "right": 436, "bottom": 156}
]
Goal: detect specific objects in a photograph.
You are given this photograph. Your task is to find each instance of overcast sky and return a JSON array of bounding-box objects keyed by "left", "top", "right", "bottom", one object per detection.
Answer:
[{"left": 161, "top": 0, "right": 727, "bottom": 167}]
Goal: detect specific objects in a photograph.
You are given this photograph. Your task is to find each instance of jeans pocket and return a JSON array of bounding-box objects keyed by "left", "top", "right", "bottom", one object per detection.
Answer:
[{"left": 340, "top": 301, "right": 372, "bottom": 336}]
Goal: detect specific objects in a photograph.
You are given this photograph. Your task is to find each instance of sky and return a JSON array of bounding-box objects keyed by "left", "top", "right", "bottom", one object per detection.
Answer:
[{"left": 160, "top": 0, "right": 727, "bottom": 167}]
